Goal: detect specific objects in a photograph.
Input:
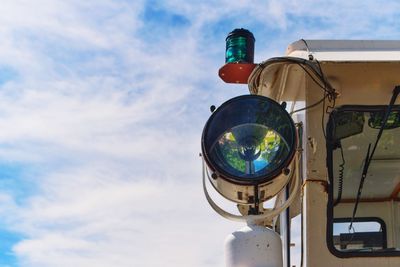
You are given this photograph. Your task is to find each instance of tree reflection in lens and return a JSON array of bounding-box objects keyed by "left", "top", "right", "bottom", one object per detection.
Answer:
[{"left": 211, "top": 124, "right": 290, "bottom": 179}]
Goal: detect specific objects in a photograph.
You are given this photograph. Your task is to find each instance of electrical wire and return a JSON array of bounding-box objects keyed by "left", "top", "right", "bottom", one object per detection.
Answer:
[
  {"left": 248, "top": 57, "right": 337, "bottom": 121},
  {"left": 296, "top": 122, "right": 304, "bottom": 267},
  {"left": 300, "top": 188, "right": 304, "bottom": 267},
  {"left": 290, "top": 94, "right": 327, "bottom": 115},
  {"left": 322, "top": 91, "right": 327, "bottom": 138},
  {"left": 296, "top": 63, "right": 327, "bottom": 91},
  {"left": 315, "top": 59, "right": 334, "bottom": 138},
  {"left": 334, "top": 144, "right": 345, "bottom": 206},
  {"left": 301, "top": 39, "right": 311, "bottom": 54},
  {"left": 249, "top": 57, "right": 335, "bottom": 95}
]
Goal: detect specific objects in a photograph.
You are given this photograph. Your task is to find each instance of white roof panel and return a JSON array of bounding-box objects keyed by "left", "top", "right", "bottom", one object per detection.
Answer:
[{"left": 286, "top": 40, "right": 400, "bottom": 62}]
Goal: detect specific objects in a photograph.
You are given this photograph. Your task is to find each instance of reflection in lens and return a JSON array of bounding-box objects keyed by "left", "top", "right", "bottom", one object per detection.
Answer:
[{"left": 210, "top": 123, "right": 290, "bottom": 179}]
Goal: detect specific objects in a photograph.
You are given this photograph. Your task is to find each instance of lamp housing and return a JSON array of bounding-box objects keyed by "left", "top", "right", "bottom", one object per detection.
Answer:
[{"left": 201, "top": 95, "right": 297, "bottom": 204}]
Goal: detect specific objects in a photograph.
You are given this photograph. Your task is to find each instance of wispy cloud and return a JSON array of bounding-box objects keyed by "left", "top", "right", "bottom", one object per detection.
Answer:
[{"left": 0, "top": 1, "right": 240, "bottom": 266}]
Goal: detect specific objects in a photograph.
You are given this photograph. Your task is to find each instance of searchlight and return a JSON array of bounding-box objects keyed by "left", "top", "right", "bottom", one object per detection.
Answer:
[{"left": 201, "top": 95, "right": 297, "bottom": 205}]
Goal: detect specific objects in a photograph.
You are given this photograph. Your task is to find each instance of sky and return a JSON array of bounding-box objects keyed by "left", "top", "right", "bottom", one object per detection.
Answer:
[{"left": 0, "top": 0, "right": 400, "bottom": 266}]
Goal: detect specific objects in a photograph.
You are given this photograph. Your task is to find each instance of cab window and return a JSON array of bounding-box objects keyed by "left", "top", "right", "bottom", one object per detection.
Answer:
[{"left": 327, "top": 105, "right": 400, "bottom": 256}]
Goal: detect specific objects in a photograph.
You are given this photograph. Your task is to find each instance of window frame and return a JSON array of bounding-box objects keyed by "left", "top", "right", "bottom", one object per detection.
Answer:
[{"left": 326, "top": 105, "right": 400, "bottom": 258}]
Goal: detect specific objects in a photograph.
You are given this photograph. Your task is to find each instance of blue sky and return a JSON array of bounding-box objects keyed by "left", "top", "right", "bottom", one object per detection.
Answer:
[{"left": 0, "top": 0, "right": 400, "bottom": 266}]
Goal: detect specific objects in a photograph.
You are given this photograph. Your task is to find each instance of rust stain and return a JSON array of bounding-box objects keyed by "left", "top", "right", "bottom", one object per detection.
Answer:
[{"left": 302, "top": 179, "right": 328, "bottom": 193}]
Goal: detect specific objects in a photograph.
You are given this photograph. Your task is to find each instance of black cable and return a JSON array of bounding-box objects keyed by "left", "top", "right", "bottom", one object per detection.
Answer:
[
  {"left": 322, "top": 90, "right": 327, "bottom": 138},
  {"left": 327, "top": 95, "right": 336, "bottom": 113},
  {"left": 290, "top": 94, "right": 327, "bottom": 115},
  {"left": 285, "top": 186, "right": 291, "bottom": 267},
  {"left": 298, "top": 61, "right": 335, "bottom": 136},
  {"left": 343, "top": 225, "right": 357, "bottom": 249},
  {"left": 300, "top": 195, "right": 304, "bottom": 267},
  {"left": 297, "top": 123, "right": 304, "bottom": 267},
  {"left": 315, "top": 59, "right": 326, "bottom": 85},
  {"left": 315, "top": 59, "right": 336, "bottom": 139},
  {"left": 296, "top": 63, "right": 327, "bottom": 91},
  {"left": 301, "top": 39, "right": 311, "bottom": 54},
  {"left": 258, "top": 57, "right": 334, "bottom": 95},
  {"left": 334, "top": 144, "right": 345, "bottom": 206}
]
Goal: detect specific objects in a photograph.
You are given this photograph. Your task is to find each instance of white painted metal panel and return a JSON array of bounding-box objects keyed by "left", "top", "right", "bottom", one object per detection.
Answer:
[{"left": 287, "top": 40, "right": 400, "bottom": 62}]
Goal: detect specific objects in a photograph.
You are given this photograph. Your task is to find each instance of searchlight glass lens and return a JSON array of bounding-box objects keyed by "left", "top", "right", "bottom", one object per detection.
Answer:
[
  {"left": 202, "top": 95, "right": 296, "bottom": 183},
  {"left": 215, "top": 125, "right": 288, "bottom": 175}
]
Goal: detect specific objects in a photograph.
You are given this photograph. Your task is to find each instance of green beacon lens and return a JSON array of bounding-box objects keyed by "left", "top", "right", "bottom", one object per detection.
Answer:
[{"left": 225, "top": 28, "right": 255, "bottom": 63}]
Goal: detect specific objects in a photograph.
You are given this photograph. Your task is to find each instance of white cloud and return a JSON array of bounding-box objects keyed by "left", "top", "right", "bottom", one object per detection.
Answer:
[
  {"left": 8, "top": 171, "right": 244, "bottom": 267},
  {"left": 0, "top": 1, "right": 239, "bottom": 266}
]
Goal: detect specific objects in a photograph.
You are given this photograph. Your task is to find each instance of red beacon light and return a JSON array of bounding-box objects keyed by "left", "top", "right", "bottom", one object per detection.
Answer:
[{"left": 219, "top": 28, "right": 257, "bottom": 84}]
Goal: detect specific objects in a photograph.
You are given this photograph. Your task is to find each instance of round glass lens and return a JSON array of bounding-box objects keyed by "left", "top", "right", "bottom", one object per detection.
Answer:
[
  {"left": 202, "top": 95, "right": 296, "bottom": 183},
  {"left": 210, "top": 124, "right": 290, "bottom": 177}
]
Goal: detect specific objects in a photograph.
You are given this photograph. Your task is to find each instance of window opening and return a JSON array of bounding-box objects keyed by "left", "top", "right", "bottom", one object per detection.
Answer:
[{"left": 327, "top": 105, "right": 400, "bottom": 257}]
